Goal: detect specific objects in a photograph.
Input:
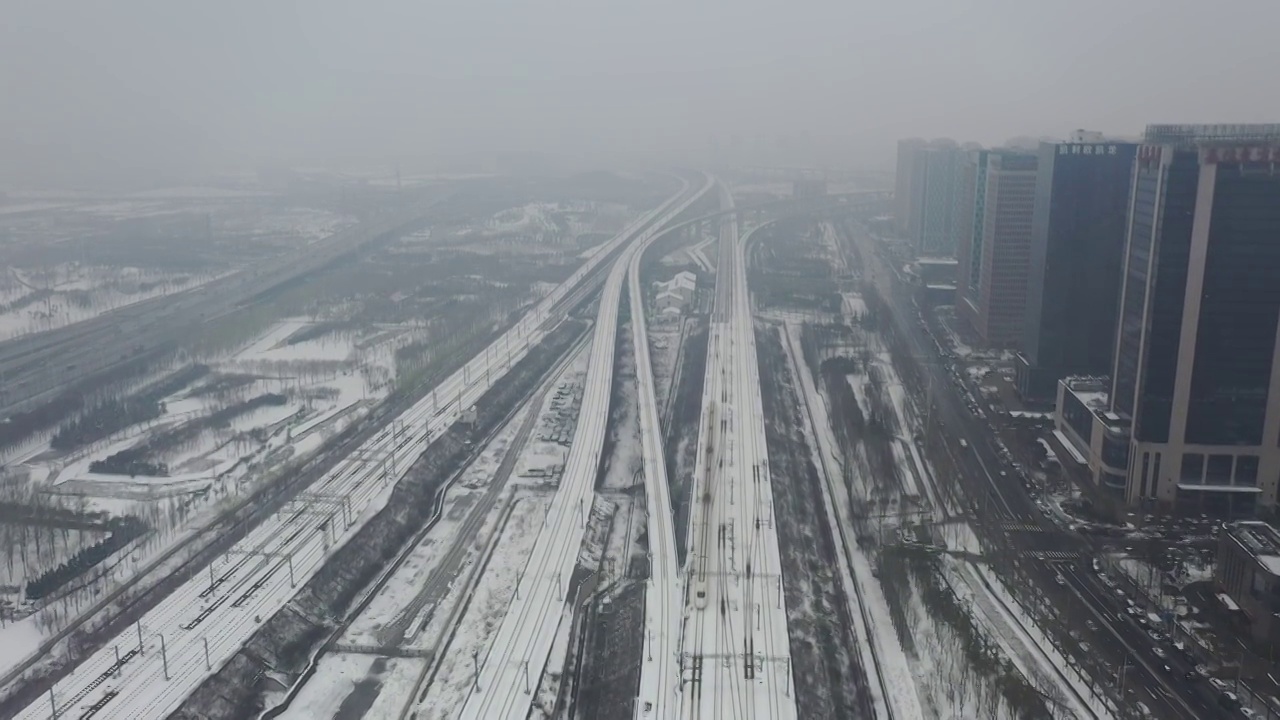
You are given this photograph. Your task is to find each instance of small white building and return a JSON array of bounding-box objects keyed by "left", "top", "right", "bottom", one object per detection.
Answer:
[
  {"left": 653, "top": 271, "right": 697, "bottom": 306},
  {"left": 669, "top": 271, "right": 697, "bottom": 302},
  {"left": 655, "top": 288, "right": 686, "bottom": 314}
]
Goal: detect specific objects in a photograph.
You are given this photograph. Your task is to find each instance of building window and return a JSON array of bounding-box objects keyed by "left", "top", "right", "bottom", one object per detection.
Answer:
[
  {"left": 1236, "top": 455, "right": 1260, "bottom": 486},
  {"left": 1102, "top": 471, "right": 1126, "bottom": 490},
  {"left": 1140, "top": 453, "right": 1151, "bottom": 497},
  {"left": 1102, "top": 434, "right": 1129, "bottom": 469},
  {"left": 1181, "top": 453, "right": 1205, "bottom": 483},
  {"left": 1206, "top": 454, "right": 1234, "bottom": 485}
]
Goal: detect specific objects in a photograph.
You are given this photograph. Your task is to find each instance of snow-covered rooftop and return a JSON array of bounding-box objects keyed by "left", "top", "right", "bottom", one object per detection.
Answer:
[
  {"left": 671, "top": 271, "right": 697, "bottom": 290},
  {"left": 1062, "top": 376, "right": 1109, "bottom": 411},
  {"left": 1229, "top": 521, "right": 1280, "bottom": 576}
]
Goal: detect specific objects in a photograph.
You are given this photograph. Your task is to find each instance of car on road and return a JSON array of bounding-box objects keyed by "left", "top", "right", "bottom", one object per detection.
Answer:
[
  {"left": 1136, "top": 701, "right": 1154, "bottom": 718},
  {"left": 1153, "top": 647, "right": 1167, "bottom": 659},
  {"left": 1240, "top": 708, "right": 1259, "bottom": 718}
]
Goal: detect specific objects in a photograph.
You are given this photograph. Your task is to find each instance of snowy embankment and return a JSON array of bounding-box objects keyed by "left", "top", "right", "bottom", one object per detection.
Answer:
[{"left": 946, "top": 560, "right": 1116, "bottom": 720}]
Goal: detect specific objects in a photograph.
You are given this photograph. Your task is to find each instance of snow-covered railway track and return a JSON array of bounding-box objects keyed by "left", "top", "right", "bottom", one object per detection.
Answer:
[{"left": 12, "top": 182, "right": 701, "bottom": 720}]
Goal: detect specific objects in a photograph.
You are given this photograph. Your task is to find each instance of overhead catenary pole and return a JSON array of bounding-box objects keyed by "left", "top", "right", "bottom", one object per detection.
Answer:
[{"left": 472, "top": 649, "right": 481, "bottom": 692}]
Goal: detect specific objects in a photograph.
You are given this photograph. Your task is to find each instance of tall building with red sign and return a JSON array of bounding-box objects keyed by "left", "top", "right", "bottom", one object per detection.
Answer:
[{"left": 1103, "top": 124, "right": 1280, "bottom": 515}]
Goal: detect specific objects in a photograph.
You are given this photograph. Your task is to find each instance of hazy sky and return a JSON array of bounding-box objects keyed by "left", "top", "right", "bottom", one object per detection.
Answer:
[{"left": 4, "top": 0, "right": 1279, "bottom": 186}]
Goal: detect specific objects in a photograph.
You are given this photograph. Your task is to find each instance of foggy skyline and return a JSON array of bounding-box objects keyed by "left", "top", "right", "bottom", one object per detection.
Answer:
[{"left": 4, "top": 0, "right": 1280, "bottom": 186}]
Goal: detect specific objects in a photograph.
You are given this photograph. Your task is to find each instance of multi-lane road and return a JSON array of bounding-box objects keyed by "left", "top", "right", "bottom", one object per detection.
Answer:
[
  {"left": 848, "top": 221, "right": 1232, "bottom": 720},
  {"left": 680, "top": 185, "right": 795, "bottom": 720},
  {"left": 12, "top": 181, "right": 702, "bottom": 720}
]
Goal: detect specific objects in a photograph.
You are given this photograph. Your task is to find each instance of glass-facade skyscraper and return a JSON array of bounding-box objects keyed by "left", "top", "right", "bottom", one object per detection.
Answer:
[
  {"left": 1109, "top": 124, "right": 1280, "bottom": 516},
  {"left": 1016, "top": 139, "right": 1138, "bottom": 400}
]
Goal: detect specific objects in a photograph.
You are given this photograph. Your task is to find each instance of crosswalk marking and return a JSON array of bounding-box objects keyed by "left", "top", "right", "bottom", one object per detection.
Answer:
[
  {"left": 1029, "top": 550, "right": 1080, "bottom": 560},
  {"left": 994, "top": 521, "right": 1043, "bottom": 532}
]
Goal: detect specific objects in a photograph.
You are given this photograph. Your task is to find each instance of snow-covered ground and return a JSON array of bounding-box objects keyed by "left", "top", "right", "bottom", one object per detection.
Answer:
[
  {"left": 784, "top": 312, "right": 1116, "bottom": 720},
  {"left": 0, "top": 265, "right": 228, "bottom": 341},
  {"left": 463, "top": 202, "right": 633, "bottom": 254},
  {"left": 340, "top": 401, "right": 534, "bottom": 648},
  {"left": 646, "top": 318, "right": 684, "bottom": 420},
  {"left": 411, "top": 494, "right": 552, "bottom": 718},
  {"left": 278, "top": 653, "right": 423, "bottom": 720},
  {"left": 0, "top": 527, "right": 108, "bottom": 589},
  {"left": 307, "top": 340, "right": 590, "bottom": 716},
  {"left": 0, "top": 319, "right": 408, "bottom": 663}
]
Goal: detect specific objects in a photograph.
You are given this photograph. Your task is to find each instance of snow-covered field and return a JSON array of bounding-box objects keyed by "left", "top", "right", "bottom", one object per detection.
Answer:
[
  {"left": 340, "top": 402, "right": 534, "bottom": 648},
  {"left": 412, "top": 494, "right": 552, "bottom": 718},
  {"left": 0, "top": 319, "right": 410, "bottom": 661},
  {"left": 458, "top": 202, "right": 633, "bottom": 256},
  {"left": 646, "top": 318, "right": 684, "bottom": 419},
  {"left": 0, "top": 265, "right": 227, "bottom": 341},
  {"left": 278, "top": 653, "right": 423, "bottom": 720}
]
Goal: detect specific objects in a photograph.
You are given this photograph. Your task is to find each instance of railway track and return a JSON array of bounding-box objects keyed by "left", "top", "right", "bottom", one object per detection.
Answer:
[{"left": 6, "top": 181, "right": 687, "bottom": 719}]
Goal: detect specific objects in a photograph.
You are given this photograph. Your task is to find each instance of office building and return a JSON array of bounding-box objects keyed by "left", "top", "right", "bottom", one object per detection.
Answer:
[
  {"left": 955, "top": 148, "right": 1038, "bottom": 348},
  {"left": 1016, "top": 137, "right": 1138, "bottom": 400},
  {"left": 1217, "top": 521, "right": 1280, "bottom": 647},
  {"left": 1054, "top": 375, "right": 1131, "bottom": 494},
  {"left": 915, "top": 140, "right": 964, "bottom": 256},
  {"left": 895, "top": 138, "right": 973, "bottom": 256},
  {"left": 895, "top": 138, "right": 927, "bottom": 237},
  {"left": 1107, "top": 124, "right": 1280, "bottom": 516}
]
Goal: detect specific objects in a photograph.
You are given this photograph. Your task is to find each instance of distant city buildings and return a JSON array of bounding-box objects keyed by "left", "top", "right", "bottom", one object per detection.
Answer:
[
  {"left": 894, "top": 139, "right": 970, "bottom": 256},
  {"left": 793, "top": 171, "right": 828, "bottom": 199},
  {"left": 896, "top": 122, "right": 1280, "bottom": 516},
  {"left": 955, "top": 149, "right": 1038, "bottom": 349},
  {"left": 1017, "top": 138, "right": 1138, "bottom": 400},
  {"left": 894, "top": 138, "right": 926, "bottom": 238}
]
